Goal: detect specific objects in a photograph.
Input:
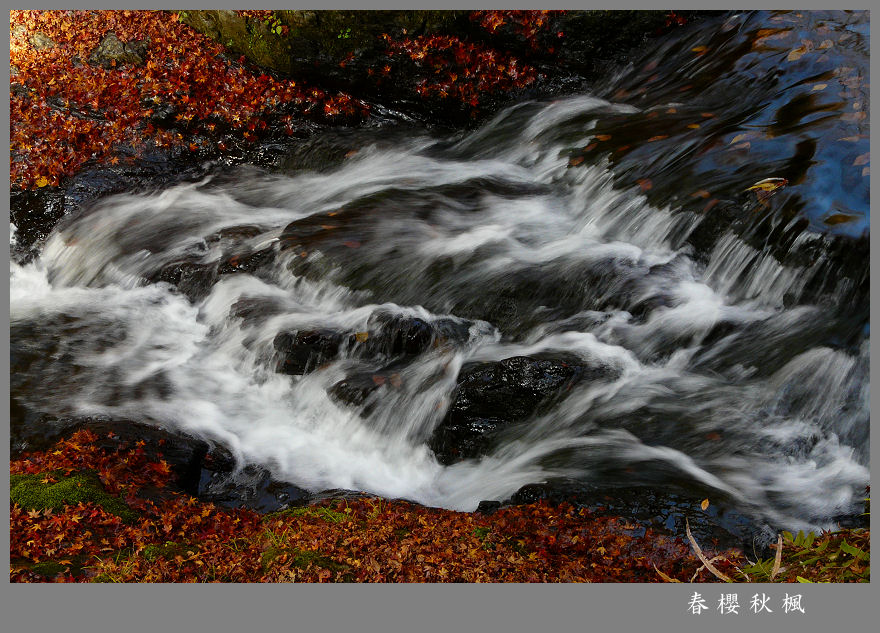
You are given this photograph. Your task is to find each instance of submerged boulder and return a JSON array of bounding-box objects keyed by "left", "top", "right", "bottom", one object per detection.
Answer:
[
  {"left": 274, "top": 329, "right": 347, "bottom": 375},
  {"left": 275, "top": 313, "right": 472, "bottom": 377},
  {"left": 429, "top": 355, "right": 618, "bottom": 464}
]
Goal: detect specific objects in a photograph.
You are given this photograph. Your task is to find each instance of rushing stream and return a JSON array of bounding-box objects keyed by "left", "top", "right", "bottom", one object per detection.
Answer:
[{"left": 10, "top": 11, "right": 869, "bottom": 538}]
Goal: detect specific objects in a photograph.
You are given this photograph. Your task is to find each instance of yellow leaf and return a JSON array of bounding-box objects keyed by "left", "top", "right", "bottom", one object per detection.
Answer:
[
  {"left": 687, "top": 123, "right": 701, "bottom": 129},
  {"left": 811, "top": 83, "right": 827, "bottom": 91},
  {"left": 818, "top": 39, "right": 833, "bottom": 49},
  {"left": 730, "top": 134, "right": 748, "bottom": 144},
  {"left": 746, "top": 177, "right": 788, "bottom": 192},
  {"left": 35, "top": 176, "right": 49, "bottom": 187},
  {"left": 692, "top": 46, "right": 707, "bottom": 53},
  {"left": 824, "top": 213, "right": 857, "bottom": 225},
  {"left": 700, "top": 498, "right": 710, "bottom": 510},
  {"left": 787, "top": 46, "right": 807, "bottom": 61},
  {"left": 355, "top": 332, "right": 369, "bottom": 343}
]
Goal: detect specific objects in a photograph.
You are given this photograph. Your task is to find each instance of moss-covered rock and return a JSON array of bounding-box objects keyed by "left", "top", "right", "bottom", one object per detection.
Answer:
[
  {"left": 10, "top": 470, "right": 138, "bottom": 522},
  {"left": 179, "top": 10, "right": 465, "bottom": 81}
]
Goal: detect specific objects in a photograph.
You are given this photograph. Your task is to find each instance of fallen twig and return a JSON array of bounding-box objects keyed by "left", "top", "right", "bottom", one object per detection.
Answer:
[
  {"left": 685, "top": 518, "right": 733, "bottom": 582},
  {"left": 770, "top": 533, "right": 783, "bottom": 579}
]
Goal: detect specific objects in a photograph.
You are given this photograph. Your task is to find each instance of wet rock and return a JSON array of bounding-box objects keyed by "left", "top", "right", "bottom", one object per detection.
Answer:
[
  {"left": 198, "top": 461, "right": 311, "bottom": 512},
  {"left": 151, "top": 260, "right": 218, "bottom": 303},
  {"left": 9, "top": 187, "right": 67, "bottom": 260},
  {"left": 429, "top": 356, "right": 618, "bottom": 464},
  {"left": 328, "top": 372, "right": 386, "bottom": 409},
  {"left": 274, "top": 329, "right": 347, "bottom": 375},
  {"left": 475, "top": 499, "right": 502, "bottom": 514},
  {"left": 327, "top": 363, "right": 410, "bottom": 414},
  {"left": 89, "top": 32, "right": 149, "bottom": 68},
  {"left": 362, "top": 312, "right": 472, "bottom": 358},
  {"left": 29, "top": 32, "right": 56, "bottom": 50},
  {"left": 277, "top": 314, "right": 472, "bottom": 378},
  {"left": 142, "top": 99, "right": 179, "bottom": 128},
  {"left": 216, "top": 246, "right": 276, "bottom": 276}
]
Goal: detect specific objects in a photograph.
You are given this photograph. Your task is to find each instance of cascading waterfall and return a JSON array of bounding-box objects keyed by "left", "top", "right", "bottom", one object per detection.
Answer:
[{"left": 10, "top": 12, "right": 869, "bottom": 537}]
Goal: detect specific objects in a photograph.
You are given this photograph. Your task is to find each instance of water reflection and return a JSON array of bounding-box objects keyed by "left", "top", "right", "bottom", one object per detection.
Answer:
[{"left": 574, "top": 10, "right": 868, "bottom": 238}]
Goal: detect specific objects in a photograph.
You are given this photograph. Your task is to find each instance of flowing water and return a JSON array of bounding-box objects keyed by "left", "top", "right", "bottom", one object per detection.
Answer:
[{"left": 10, "top": 10, "right": 869, "bottom": 536}]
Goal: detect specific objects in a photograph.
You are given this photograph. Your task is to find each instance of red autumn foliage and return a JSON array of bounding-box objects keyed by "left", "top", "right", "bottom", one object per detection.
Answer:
[
  {"left": 10, "top": 428, "right": 750, "bottom": 583},
  {"left": 10, "top": 10, "right": 367, "bottom": 190},
  {"left": 471, "top": 10, "right": 566, "bottom": 50},
  {"left": 383, "top": 33, "right": 539, "bottom": 109}
]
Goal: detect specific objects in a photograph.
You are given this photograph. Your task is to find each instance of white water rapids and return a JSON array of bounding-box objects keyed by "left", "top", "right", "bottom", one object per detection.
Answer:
[{"left": 10, "top": 95, "right": 869, "bottom": 534}]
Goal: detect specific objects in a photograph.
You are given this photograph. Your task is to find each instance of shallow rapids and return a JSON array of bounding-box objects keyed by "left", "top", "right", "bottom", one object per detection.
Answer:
[{"left": 10, "top": 11, "right": 869, "bottom": 536}]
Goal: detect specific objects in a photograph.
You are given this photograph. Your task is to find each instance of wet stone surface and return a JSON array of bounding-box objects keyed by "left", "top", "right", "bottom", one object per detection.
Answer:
[{"left": 429, "top": 356, "right": 620, "bottom": 464}]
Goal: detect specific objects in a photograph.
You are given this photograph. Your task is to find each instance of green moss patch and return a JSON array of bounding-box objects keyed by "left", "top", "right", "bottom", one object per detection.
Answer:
[
  {"left": 141, "top": 541, "right": 195, "bottom": 562},
  {"left": 275, "top": 505, "right": 349, "bottom": 524},
  {"left": 10, "top": 470, "right": 138, "bottom": 523},
  {"left": 262, "top": 546, "right": 351, "bottom": 575}
]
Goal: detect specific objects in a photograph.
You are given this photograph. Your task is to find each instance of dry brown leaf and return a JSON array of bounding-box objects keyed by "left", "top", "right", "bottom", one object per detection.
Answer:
[
  {"left": 653, "top": 564, "right": 681, "bottom": 582},
  {"left": 853, "top": 153, "right": 869, "bottom": 166},
  {"left": 700, "top": 498, "right": 710, "bottom": 511},
  {"left": 811, "top": 83, "right": 827, "bottom": 91},
  {"left": 355, "top": 331, "right": 369, "bottom": 342},
  {"left": 824, "top": 213, "right": 857, "bottom": 225}
]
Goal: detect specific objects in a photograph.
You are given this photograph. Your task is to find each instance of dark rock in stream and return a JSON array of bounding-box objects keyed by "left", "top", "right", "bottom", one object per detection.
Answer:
[
  {"left": 429, "top": 356, "right": 619, "bottom": 464},
  {"left": 149, "top": 244, "right": 277, "bottom": 303},
  {"left": 151, "top": 261, "right": 219, "bottom": 303},
  {"left": 274, "top": 329, "right": 347, "bottom": 375},
  {"left": 276, "top": 313, "right": 473, "bottom": 377},
  {"left": 198, "top": 455, "right": 311, "bottom": 513}
]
